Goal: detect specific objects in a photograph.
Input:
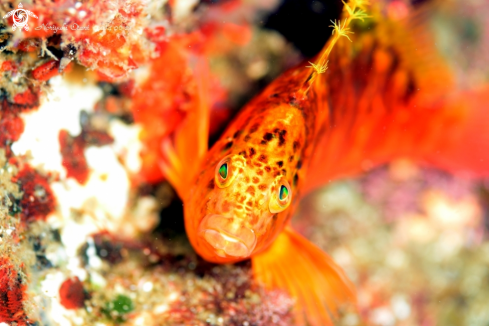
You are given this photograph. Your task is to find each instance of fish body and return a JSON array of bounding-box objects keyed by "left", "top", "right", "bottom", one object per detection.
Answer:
[
  {"left": 160, "top": 1, "right": 489, "bottom": 325},
  {"left": 185, "top": 66, "right": 322, "bottom": 263}
]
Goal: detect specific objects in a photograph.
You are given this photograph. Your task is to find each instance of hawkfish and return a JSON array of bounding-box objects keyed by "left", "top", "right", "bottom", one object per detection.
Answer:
[{"left": 159, "top": 0, "right": 489, "bottom": 325}]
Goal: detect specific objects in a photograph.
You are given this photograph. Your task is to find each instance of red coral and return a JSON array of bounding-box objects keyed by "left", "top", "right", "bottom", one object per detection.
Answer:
[
  {"left": 59, "top": 277, "right": 86, "bottom": 310},
  {"left": 58, "top": 127, "right": 114, "bottom": 184},
  {"left": 0, "top": 86, "right": 40, "bottom": 156},
  {"left": 0, "top": 257, "right": 29, "bottom": 325},
  {"left": 1, "top": 61, "right": 18, "bottom": 72},
  {"left": 32, "top": 60, "right": 61, "bottom": 81},
  {"left": 12, "top": 88, "right": 39, "bottom": 108},
  {"left": 5, "top": 0, "right": 148, "bottom": 79},
  {"left": 18, "top": 39, "right": 39, "bottom": 52},
  {"left": 0, "top": 115, "right": 24, "bottom": 153},
  {"left": 59, "top": 129, "right": 89, "bottom": 184},
  {"left": 12, "top": 165, "right": 56, "bottom": 223}
]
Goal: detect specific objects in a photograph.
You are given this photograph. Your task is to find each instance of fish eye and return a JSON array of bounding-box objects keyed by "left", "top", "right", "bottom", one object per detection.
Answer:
[
  {"left": 278, "top": 185, "right": 289, "bottom": 203},
  {"left": 218, "top": 163, "right": 228, "bottom": 180},
  {"left": 215, "top": 155, "right": 240, "bottom": 188},
  {"left": 269, "top": 178, "right": 292, "bottom": 213}
]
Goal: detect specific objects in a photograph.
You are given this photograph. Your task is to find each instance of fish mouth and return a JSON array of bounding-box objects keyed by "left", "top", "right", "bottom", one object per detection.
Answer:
[{"left": 199, "top": 214, "right": 257, "bottom": 259}]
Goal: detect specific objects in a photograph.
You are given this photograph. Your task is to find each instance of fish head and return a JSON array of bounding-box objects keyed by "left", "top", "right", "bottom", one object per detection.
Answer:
[{"left": 185, "top": 148, "right": 295, "bottom": 263}]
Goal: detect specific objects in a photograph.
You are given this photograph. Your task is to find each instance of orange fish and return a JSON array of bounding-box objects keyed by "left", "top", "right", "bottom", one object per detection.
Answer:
[{"left": 159, "top": 1, "right": 489, "bottom": 325}]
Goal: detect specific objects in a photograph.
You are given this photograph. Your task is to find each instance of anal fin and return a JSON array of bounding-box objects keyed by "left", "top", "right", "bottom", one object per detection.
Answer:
[{"left": 252, "top": 226, "right": 356, "bottom": 326}]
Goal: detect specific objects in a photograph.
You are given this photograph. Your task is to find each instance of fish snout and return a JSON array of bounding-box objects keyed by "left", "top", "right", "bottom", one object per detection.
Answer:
[{"left": 199, "top": 214, "right": 257, "bottom": 258}]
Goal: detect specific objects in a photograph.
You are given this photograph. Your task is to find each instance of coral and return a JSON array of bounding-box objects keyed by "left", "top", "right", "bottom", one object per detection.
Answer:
[
  {"left": 0, "top": 257, "right": 29, "bottom": 325},
  {"left": 32, "top": 59, "right": 70, "bottom": 82},
  {"left": 58, "top": 115, "right": 114, "bottom": 184},
  {"left": 59, "top": 277, "right": 87, "bottom": 310},
  {"left": 81, "top": 245, "right": 294, "bottom": 326},
  {"left": 1, "top": 0, "right": 150, "bottom": 80},
  {"left": 12, "top": 164, "right": 56, "bottom": 224},
  {"left": 0, "top": 150, "right": 36, "bottom": 325},
  {"left": 0, "top": 83, "right": 40, "bottom": 157}
]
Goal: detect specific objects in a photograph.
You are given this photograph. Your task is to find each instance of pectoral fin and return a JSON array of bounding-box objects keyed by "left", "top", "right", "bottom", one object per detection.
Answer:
[
  {"left": 252, "top": 226, "right": 356, "bottom": 326},
  {"left": 159, "top": 56, "right": 210, "bottom": 200}
]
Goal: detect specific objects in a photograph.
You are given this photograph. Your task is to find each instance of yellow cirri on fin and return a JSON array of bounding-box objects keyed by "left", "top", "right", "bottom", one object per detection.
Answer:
[
  {"left": 159, "top": 56, "right": 210, "bottom": 200},
  {"left": 252, "top": 226, "right": 356, "bottom": 326}
]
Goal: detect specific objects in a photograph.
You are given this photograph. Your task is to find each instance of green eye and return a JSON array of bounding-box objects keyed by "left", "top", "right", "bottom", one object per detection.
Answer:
[
  {"left": 269, "top": 179, "right": 292, "bottom": 214},
  {"left": 279, "top": 185, "right": 288, "bottom": 201},
  {"left": 218, "top": 163, "right": 228, "bottom": 180},
  {"left": 215, "top": 155, "right": 241, "bottom": 188}
]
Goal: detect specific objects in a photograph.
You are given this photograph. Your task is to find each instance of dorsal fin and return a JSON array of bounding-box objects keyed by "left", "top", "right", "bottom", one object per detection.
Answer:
[{"left": 301, "top": 1, "right": 479, "bottom": 194}]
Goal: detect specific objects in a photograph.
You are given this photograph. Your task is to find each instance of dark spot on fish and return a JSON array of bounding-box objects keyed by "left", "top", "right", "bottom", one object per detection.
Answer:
[
  {"left": 278, "top": 130, "right": 287, "bottom": 146},
  {"left": 249, "top": 123, "right": 259, "bottom": 133},
  {"left": 222, "top": 141, "right": 233, "bottom": 151},
  {"left": 276, "top": 161, "right": 284, "bottom": 168},
  {"left": 293, "top": 173, "right": 299, "bottom": 186},
  {"left": 288, "top": 155, "right": 294, "bottom": 162},
  {"left": 264, "top": 166, "right": 271, "bottom": 173},
  {"left": 246, "top": 200, "right": 253, "bottom": 207},
  {"left": 258, "top": 184, "right": 267, "bottom": 191},
  {"left": 296, "top": 160, "right": 302, "bottom": 169},
  {"left": 257, "top": 170, "right": 264, "bottom": 176},
  {"left": 258, "top": 154, "right": 268, "bottom": 163},
  {"left": 249, "top": 147, "right": 256, "bottom": 157},
  {"left": 239, "top": 150, "right": 247, "bottom": 158},
  {"left": 269, "top": 93, "right": 279, "bottom": 98},
  {"left": 252, "top": 177, "right": 259, "bottom": 183},
  {"left": 254, "top": 162, "right": 263, "bottom": 168},
  {"left": 281, "top": 169, "right": 286, "bottom": 175},
  {"left": 207, "top": 179, "right": 214, "bottom": 190},
  {"left": 293, "top": 141, "right": 300, "bottom": 151},
  {"left": 233, "top": 130, "right": 242, "bottom": 139},
  {"left": 263, "top": 133, "right": 273, "bottom": 142},
  {"left": 244, "top": 135, "right": 251, "bottom": 142},
  {"left": 244, "top": 176, "right": 250, "bottom": 183}
]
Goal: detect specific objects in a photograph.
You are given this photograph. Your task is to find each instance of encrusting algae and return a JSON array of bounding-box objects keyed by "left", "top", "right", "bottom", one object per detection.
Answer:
[{"left": 1, "top": 0, "right": 489, "bottom": 325}]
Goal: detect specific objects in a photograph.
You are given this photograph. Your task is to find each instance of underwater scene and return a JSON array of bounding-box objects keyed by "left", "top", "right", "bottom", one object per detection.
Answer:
[{"left": 0, "top": 0, "right": 488, "bottom": 325}]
